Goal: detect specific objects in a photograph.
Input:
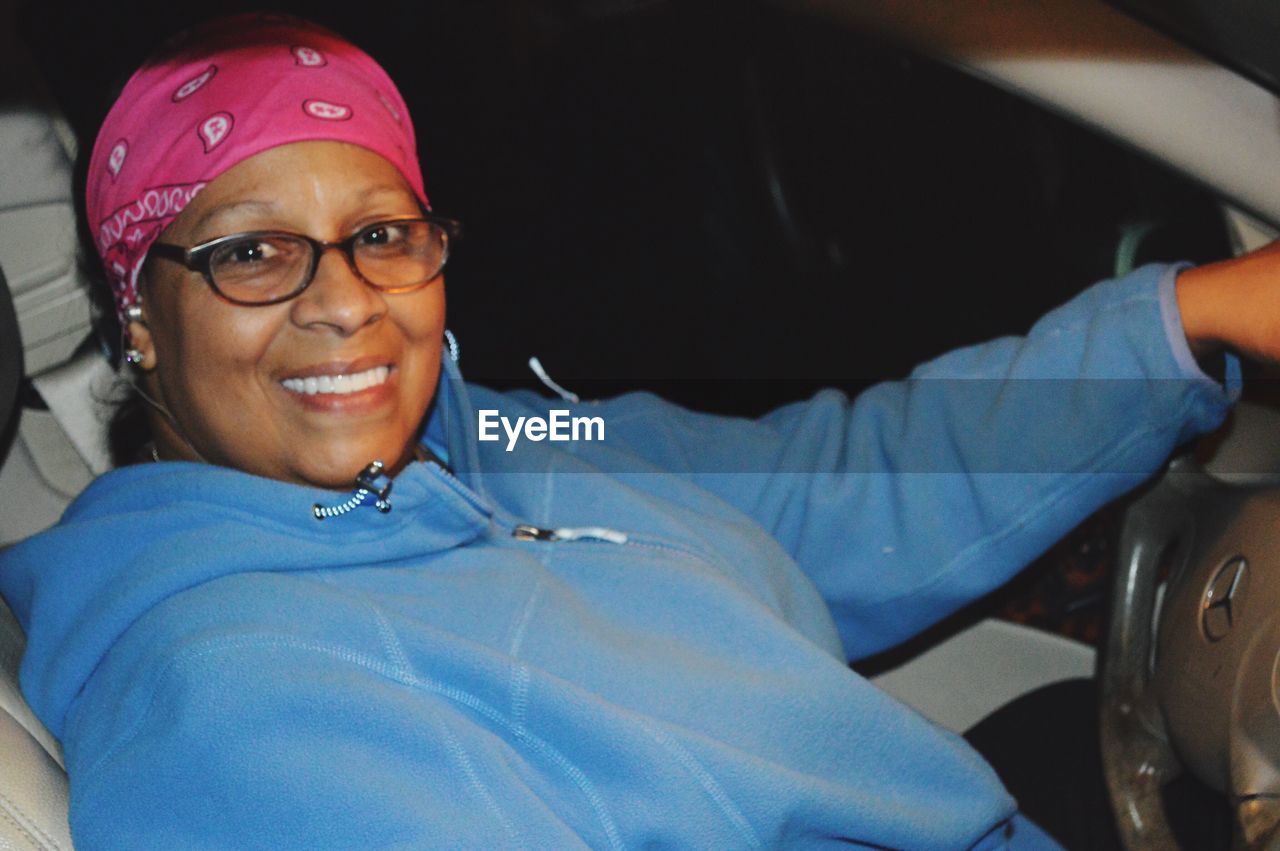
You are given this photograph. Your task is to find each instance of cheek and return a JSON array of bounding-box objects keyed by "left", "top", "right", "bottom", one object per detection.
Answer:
[
  {"left": 397, "top": 287, "right": 448, "bottom": 364},
  {"left": 160, "top": 301, "right": 284, "bottom": 413},
  {"left": 389, "top": 289, "right": 447, "bottom": 421},
  {"left": 410, "top": 284, "right": 446, "bottom": 332}
]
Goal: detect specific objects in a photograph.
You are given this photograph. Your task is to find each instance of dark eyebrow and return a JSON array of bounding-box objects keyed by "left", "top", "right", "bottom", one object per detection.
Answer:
[{"left": 191, "top": 185, "right": 415, "bottom": 237}]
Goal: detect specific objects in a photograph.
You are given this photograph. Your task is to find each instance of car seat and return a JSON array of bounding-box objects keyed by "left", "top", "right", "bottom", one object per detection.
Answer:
[
  {"left": 0, "top": 264, "right": 73, "bottom": 849},
  {"left": 0, "top": 13, "right": 90, "bottom": 843}
]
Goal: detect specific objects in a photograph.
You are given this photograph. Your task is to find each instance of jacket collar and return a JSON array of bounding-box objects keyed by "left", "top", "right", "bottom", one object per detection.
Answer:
[{"left": 421, "top": 344, "right": 489, "bottom": 501}]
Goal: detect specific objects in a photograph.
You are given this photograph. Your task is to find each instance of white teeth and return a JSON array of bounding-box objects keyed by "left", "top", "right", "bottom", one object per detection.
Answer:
[{"left": 282, "top": 365, "right": 390, "bottom": 396}]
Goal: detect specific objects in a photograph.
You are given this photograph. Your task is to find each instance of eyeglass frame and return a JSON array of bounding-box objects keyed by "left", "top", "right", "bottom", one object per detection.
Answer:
[{"left": 147, "top": 213, "right": 464, "bottom": 307}]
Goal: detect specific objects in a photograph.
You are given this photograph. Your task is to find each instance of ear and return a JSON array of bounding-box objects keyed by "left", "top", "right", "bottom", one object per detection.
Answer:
[{"left": 126, "top": 317, "right": 159, "bottom": 371}]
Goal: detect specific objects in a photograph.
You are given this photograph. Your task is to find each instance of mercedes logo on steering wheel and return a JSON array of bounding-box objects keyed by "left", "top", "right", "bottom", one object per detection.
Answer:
[{"left": 1201, "top": 555, "right": 1248, "bottom": 642}]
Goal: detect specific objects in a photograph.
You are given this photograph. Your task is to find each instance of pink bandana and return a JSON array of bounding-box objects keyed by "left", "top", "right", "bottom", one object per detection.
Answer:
[{"left": 85, "top": 13, "right": 428, "bottom": 326}]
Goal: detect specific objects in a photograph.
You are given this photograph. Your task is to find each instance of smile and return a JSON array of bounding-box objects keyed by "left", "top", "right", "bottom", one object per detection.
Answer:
[{"left": 281, "top": 365, "right": 391, "bottom": 396}]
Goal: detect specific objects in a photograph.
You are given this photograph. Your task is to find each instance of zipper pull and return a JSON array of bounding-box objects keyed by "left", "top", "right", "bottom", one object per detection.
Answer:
[
  {"left": 512, "top": 524, "right": 628, "bottom": 544},
  {"left": 312, "top": 460, "right": 393, "bottom": 520},
  {"left": 513, "top": 524, "right": 558, "bottom": 542}
]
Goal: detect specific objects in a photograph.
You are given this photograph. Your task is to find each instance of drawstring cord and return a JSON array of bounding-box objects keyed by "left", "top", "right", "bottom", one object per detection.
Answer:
[
  {"left": 528, "top": 357, "right": 580, "bottom": 404},
  {"left": 312, "top": 460, "right": 393, "bottom": 520}
]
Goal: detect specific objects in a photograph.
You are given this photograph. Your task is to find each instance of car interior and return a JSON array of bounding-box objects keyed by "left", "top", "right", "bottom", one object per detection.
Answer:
[{"left": 5, "top": 0, "right": 1280, "bottom": 847}]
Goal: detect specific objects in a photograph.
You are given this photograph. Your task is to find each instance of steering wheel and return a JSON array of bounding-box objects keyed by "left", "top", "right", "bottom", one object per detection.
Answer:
[{"left": 1104, "top": 456, "right": 1280, "bottom": 849}]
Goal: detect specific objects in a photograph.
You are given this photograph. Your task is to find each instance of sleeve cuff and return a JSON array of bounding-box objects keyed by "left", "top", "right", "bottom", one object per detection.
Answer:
[{"left": 1157, "top": 262, "right": 1243, "bottom": 404}]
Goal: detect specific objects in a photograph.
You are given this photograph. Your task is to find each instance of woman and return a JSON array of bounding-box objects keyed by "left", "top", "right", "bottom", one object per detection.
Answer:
[{"left": 0, "top": 12, "right": 1272, "bottom": 850}]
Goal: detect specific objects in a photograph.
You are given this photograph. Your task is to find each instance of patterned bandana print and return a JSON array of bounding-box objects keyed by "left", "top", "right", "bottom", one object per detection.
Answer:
[{"left": 85, "top": 13, "right": 428, "bottom": 327}]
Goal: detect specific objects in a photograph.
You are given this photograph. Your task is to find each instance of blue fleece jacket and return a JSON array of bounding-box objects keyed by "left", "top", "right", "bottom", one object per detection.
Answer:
[{"left": 0, "top": 264, "right": 1237, "bottom": 849}]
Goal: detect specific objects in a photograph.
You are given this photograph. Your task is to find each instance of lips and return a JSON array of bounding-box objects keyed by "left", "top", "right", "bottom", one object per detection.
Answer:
[{"left": 280, "top": 364, "right": 391, "bottom": 396}]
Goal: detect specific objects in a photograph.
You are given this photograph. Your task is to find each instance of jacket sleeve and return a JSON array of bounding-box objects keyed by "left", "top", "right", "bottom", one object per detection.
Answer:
[{"left": 507, "top": 263, "right": 1239, "bottom": 659}]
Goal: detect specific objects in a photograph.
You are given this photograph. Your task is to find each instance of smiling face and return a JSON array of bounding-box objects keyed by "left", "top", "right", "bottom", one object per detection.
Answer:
[{"left": 129, "top": 141, "right": 444, "bottom": 489}]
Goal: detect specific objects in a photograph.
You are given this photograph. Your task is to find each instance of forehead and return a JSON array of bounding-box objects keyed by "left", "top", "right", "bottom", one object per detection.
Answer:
[{"left": 177, "top": 140, "right": 417, "bottom": 234}]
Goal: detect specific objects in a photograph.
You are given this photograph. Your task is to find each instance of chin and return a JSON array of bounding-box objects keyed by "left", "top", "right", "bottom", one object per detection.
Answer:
[{"left": 298, "top": 439, "right": 415, "bottom": 488}]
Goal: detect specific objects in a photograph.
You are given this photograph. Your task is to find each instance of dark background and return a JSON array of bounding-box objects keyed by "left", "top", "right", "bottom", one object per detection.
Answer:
[{"left": 21, "top": 0, "right": 1234, "bottom": 415}]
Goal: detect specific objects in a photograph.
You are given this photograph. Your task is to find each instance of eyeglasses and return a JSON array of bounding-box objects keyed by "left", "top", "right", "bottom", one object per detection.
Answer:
[{"left": 148, "top": 215, "right": 463, "bottom": 306}]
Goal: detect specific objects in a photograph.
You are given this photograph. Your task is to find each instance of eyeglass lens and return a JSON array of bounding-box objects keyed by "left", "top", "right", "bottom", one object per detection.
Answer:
[{"left": 208, "top": 221, "right": 448, "bottom": 303}]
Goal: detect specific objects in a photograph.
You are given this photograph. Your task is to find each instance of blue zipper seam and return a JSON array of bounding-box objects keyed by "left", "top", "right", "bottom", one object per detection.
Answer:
[{"left": 423, "top": 460, "right": 495, "bottom": 517}]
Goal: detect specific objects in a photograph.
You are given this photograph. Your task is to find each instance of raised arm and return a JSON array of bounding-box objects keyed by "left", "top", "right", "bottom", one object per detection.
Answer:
[{"left": 539, "top": 260, "right": 1240, "bottom": 658}]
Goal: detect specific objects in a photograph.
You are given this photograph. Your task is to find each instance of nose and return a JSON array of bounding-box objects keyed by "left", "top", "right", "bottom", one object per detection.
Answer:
[{"left": 288, "top": 245, "right": 385, "bottom": 336}]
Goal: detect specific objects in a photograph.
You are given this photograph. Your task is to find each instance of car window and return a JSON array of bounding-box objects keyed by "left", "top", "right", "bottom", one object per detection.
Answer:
[{"left": 426, "top": 3, "right": 1232, "bottom": 414}]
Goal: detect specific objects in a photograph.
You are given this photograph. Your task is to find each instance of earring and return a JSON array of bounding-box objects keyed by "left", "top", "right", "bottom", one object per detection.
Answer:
[
  {"left": 125, "top": 304, "right": 145, "bottom": 325},
  {"left": 124, "top": 348, "right": 145, "bottom": 366}
]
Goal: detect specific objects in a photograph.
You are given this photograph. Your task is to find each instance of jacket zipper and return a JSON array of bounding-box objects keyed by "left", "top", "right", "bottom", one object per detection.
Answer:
[
  {"left": 512, "top": 524, "right": 628, "bottom": 544},
  {"left": 423, "top": 459, "right": 495, "bottom": 517},
  {"left": 310, "top": 460, "right": 722, "bottom": 575},
  {"left": 508, "top": 518, "right": 737, "bottom": 580},
  {"left": 424, "top": 464, "right": 632, "bottom": 546},
  {"left": 425, "top": 460, "right": 727, "bottom": 573}
]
